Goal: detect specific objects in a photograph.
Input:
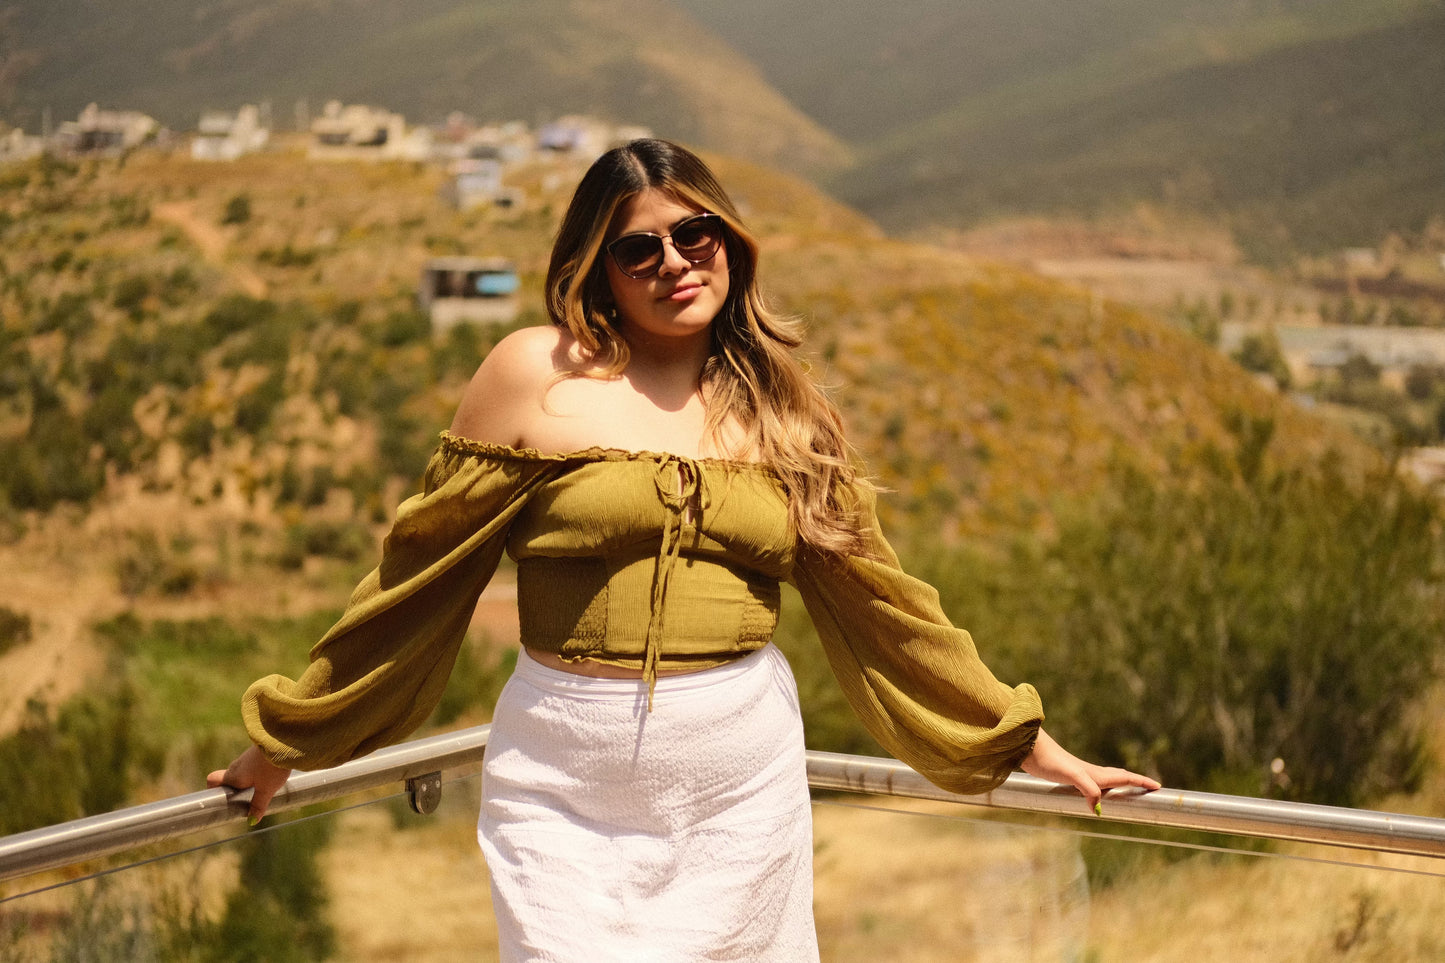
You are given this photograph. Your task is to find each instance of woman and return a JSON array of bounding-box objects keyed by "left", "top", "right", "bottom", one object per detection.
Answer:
[{"left": 210, "top": 138, "right": 1158, "bottom": 960}]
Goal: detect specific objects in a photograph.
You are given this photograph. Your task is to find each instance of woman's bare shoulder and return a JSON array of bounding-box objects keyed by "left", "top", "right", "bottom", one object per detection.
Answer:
[{"left": 449, "top": 325, "right": 590, "bottom": 444}]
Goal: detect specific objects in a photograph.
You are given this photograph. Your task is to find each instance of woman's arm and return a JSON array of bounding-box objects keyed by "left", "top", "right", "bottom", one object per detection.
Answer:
[{"left": 206, "top": 328, "right": 570, "bottom": 822}]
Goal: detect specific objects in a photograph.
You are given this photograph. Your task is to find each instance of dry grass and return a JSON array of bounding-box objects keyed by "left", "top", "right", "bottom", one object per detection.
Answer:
[
  {"left": 322, "top": 799, "right": 499, "bottom": 962},
  {"left": 313, "top": 789, "right": 1445, "bottom": 962}
]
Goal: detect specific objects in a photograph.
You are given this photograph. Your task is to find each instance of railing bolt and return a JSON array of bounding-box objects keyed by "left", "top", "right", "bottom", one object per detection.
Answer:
[{"left": 406, "top": 771, "right": 443, "bottom": 815}]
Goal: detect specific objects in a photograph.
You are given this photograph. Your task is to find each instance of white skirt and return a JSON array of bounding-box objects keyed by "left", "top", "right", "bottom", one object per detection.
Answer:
[{"left": 478, "top": 644, "right": 818, "bottom": 963}]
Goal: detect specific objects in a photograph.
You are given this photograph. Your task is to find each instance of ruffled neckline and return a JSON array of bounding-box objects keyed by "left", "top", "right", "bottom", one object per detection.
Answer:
[{"left": 437, "top": 430, "right": 773, "bottom": 472}]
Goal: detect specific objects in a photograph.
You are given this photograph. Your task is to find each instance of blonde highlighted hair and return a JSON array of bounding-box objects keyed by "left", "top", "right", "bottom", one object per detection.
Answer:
[{"left": 545, "top": 139, "right": 871, "bottom": 558}]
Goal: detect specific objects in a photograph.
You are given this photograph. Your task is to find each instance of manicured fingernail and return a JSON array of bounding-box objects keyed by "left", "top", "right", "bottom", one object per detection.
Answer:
[
  {"left": 1093, "top": 801, "right": 1102, "bottom": 816},
  {"left": 248, "top": 815, "right": 261, "bottom": 827}
]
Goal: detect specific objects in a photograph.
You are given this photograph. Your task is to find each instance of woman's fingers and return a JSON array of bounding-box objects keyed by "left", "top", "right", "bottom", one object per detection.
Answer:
[
  {"left": 205, "top": 746, "right": 292, "bottom": 824},
  {"left": 1098, "top": 767, "right": 1162, "bottom": 791},
  {"left": 1087, "top": 766, "right": 1162, "bottom": 815},
  {"left": 247, "top": 780, "right": 283, "bottom": 825}
]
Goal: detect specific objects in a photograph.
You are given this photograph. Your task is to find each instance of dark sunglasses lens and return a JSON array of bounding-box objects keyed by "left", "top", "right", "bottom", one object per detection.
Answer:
[
  {"left": 610, "top": 236, "right": 664, "bottom": 277},
  {"left": 673, "top": 217, "right": 722, "bottom": 258}
]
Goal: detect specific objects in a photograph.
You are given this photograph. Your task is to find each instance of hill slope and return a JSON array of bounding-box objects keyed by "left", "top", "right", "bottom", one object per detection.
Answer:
[
  {"left": 676, "top": 0, "right": 1445, "bottom": 252},
  {"left": 838, "top": 11, "right": 1445, "bottom": 256},
  {"left": 0, "top": 0, "right": 848, "bottom": 172}
]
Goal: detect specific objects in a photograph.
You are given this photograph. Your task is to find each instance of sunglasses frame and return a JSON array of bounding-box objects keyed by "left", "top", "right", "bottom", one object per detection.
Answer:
[{"left": 605, "top": 213, "right": 725, "bottom": 279}]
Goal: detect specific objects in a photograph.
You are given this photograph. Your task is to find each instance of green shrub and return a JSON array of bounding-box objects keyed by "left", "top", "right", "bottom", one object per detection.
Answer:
[
  {"left": 111, "top": 274, "right": 149, "bottom": 319},
  {"left": 0, "top": 399, "right": 105, "bottom": 510},
  {"left": 114, "top": 531, "right": 203, "bottom": 598},
  {"left": 202, "top": 295, "right": 278, "bottom": 343},
  {"left": 208, "top": 817, "right": 336, "bottom": 962},
  {"left": 256, "top": 243, "right": 317, "bottom": 268},
  {"left": 429, "top": 639, "right": 514, "bottom": 727},
  {"left": 277, "top": 519, "right": 373, "bottom": 569},
  {"left": 1231, "top": 328, "right": 1291, "bottom": 389},
  {"left": 220, "top": 194, "right": 251, "bottom": 226},
  {"left": 915, "top": 419, "right": 1442, "bottom": 806},
  {"left": 0, "top": 605, "right": 31, "bottom": 655},
  {"left": 0, "top": 682, "right": 153, "bottom": 834},
  {"left": 35, "top": 291, "right": 94, "bottom": 336}
]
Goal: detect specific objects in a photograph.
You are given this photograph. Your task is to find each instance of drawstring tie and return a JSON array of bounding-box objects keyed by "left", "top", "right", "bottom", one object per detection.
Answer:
[{"left": 646, "top": 455, "right": 709, "bottom": 708}]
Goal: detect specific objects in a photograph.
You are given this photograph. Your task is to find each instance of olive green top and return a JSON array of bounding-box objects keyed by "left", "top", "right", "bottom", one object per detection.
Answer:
[{"left": 242, "top": 432, "right": 1044, "bottom": 795}]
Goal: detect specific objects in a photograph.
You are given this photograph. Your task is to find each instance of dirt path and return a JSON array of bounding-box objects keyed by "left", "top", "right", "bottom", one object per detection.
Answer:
[
  {"left": 0, "top": 543, "right": 119, "bottom": 735},
  {"left": 152, "top": 201, "right": 268, "bottom": 299}
]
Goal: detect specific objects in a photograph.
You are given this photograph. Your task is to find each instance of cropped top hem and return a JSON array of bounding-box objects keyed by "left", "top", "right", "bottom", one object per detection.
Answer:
[{"left": 533, "top": 651, "right": 743, "bottom": 676}]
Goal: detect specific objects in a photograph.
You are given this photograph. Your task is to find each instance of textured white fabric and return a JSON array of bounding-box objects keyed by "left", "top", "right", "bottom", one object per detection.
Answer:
[{"left": 478, "top": 645, "right": 819, "bottom": 962}]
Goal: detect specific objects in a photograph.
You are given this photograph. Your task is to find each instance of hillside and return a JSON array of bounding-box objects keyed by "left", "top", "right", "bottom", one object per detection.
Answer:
[
  {"left": 677, "top": 0, "right": 1445, "bottom": 254},
  {"left": 0, "top": 147, "right": 1357, "bottom": 543},
  {"left": 0, "top": 0, "right": 848, "bottom": 173},
  {"left": 0, "top": 146, "right": 1385, "bottom": 739},
  {"left": 839, "top": 10, "right": 1445, "bottom": 257}
]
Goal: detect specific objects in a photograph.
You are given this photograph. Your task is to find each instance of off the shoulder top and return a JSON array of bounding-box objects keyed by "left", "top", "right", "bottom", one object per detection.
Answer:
[{"left": 242, "top": 432, "right": 1044, "bottom": 795}]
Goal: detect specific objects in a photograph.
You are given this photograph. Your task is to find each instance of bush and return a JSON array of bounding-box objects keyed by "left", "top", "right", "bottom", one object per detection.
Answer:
[
  {"left": 256, "top": 244, "right": 317, "bottom": 268},
  {"left": 277, "top": 519, "right": 373, "bottom": 569},
  {"left": 0, "top": 682, "right": 152, "bottom": 834},
  {"left": 202, "top": 294, "right": 278, "bottom": 343},
  {"left": 0, "top": 392, "right": 105, "bottom": 510},
  {"left": 1231, "top": 328, "right": 1291, "bottom": 389},
  {"left": 0, "top": 605, "right": 32, "bottom": 655},
  {"left": 220, "top": 194, "right": 251, "bottom": 225},
  {"left": 209, "top": 817, "right": 336, "bottom": 962},
  {"left": 111, "top": 274, "right": 150, "bottom": 319},
  {"left": 114, "top": 531, "right": 203, "bottom": 598},
  {"left": 34, "top": 291, "right": 95, "bottom": 336},
  {"left": 916, "top": 418, "right": 1442, "bottom": 806}
]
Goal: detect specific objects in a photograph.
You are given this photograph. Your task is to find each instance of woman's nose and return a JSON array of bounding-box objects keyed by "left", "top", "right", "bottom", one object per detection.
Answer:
[{"left": 656, "top": 238, "right": 690, "bottom": 276}]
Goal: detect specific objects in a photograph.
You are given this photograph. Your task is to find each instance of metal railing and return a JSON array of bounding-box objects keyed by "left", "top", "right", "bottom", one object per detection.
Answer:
[{"left": 4, "top": 721, "right": 1445, "bottom": 889}]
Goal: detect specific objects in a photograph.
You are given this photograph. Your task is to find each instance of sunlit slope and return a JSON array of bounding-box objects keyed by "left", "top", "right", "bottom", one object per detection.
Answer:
[
  {"left": 0, "top": 0, "right": 848, "bottom": 172},
  {"left": 0, "top": 149, "right": 1359, "bottom": 543}
]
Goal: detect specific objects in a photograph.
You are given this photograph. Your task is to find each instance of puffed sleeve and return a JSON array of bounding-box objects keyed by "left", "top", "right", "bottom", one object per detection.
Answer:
[
  {"left": 789, "top": 490, "right": 1044, "bottom": 795},
  {"left": 242, "top": 436, "right": 565, "bottom": 769}
]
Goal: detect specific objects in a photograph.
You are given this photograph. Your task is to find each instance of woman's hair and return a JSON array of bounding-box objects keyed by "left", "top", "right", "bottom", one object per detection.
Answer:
[{"left": 545, "top": 138, "right": 871, "bottom": 557}]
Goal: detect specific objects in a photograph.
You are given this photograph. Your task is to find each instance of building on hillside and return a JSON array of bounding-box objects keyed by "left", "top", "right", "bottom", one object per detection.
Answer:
[
  {"left": 191, "top": 105, "right": 271, "bottom": 161},
  {"left": 442, "top": 159, "right": 525, "bottom": 211},
  {"left": 536, "top": 116, "right": 618, "bottom": 158},
  {"left": 51, "top": 104, "right": 157, "bottom": 155},
  {"left": 309, "top": 101, "right": 431, "bottom": 161},
  {"left": 419, "top": 257, "right": 521, "bottom": 331},
  {"left": 1404, "top": 447, "right": 1445, "bottom": 489},
  {"left": 1340, "top": 248, "right": 1381, "bottom": 274},
  {"left": 433, "top": 116, "right": 534, "bottom": 165},
  {"left": 0, "top": 126, "right": 44, "bottom": 165},
  {"left": 536, "top": 117, "right": 655, "bottom": 159}
]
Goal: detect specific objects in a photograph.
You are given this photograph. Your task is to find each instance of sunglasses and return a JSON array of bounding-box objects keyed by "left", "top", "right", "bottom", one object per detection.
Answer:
[{"left": 606, "top": 213, "right": 725, "bottom": 279}]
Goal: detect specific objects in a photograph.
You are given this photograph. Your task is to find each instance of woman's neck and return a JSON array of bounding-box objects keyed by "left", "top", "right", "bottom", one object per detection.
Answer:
[{"left": 618, "top": 328, "right": 712, "bottom": 410}]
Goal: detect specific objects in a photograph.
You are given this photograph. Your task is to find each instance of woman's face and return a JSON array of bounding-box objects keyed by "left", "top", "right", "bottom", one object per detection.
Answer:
[{"left": 603, "top": 188, "right": 729, "bottom": 346}]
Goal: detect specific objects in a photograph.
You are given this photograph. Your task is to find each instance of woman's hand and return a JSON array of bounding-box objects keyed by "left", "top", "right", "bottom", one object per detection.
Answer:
[
  {"left": 1021, "top": 728, "right": 1160, "bottom": 814},
  {"left": 207, "top": 745, "right": 292, "bottom": 825}
]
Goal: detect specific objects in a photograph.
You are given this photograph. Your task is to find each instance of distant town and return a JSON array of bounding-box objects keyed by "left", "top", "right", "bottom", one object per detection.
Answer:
[
  {"left": 0, "top": 100, "right": 657, "bottom": 334},
  {"left": 0, "top": 100, "right": 649, "bottom": 210}
]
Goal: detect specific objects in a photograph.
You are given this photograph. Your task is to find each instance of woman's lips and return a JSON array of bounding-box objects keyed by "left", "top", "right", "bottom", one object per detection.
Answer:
[{"left": 664, "top": 282, "right": 703, "bottom": 302}]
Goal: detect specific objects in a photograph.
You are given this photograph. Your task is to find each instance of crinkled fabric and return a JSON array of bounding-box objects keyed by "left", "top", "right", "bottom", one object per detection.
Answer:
[{"left": 478, "top": 645, "right": 818, "bottom": 963}]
